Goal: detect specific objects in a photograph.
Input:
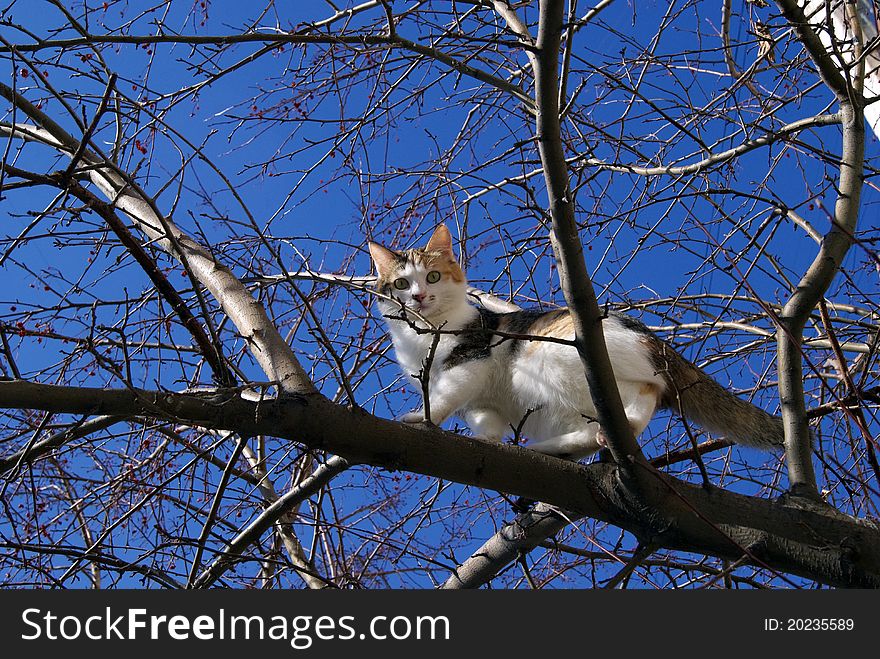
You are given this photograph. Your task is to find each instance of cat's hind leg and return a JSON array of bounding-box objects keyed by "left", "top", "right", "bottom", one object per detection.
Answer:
[
  {"left": 526, "top": 425, "right": 601, "bottom": 460},
  {"left": 529, "top": 381, "right": 660, "bottom": 457},
  {"left": 463, "top": 408, "right": 509, "bottom": 443},
  {"left": 619, "top": 380, "right": 661, "bottom": 437},
  {"left": 595, "top": 380, "right": 661, "bottom": 447}
]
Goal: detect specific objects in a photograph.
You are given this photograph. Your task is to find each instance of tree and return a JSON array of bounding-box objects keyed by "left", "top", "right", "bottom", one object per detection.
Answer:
[{"left": 0, "top": 0, "right": 877, "bottom": 589}]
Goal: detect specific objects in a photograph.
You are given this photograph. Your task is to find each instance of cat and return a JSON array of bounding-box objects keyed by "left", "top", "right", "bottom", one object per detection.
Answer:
[{"left": 368, "top": 224, "right": 785, "bottom": 460}]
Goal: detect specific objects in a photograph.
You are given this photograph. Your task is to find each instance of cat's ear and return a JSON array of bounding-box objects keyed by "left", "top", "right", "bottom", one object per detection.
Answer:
[
  {"left": 368, "top": 241, "right": 400, "bottom": 276},
  {"left": 426, "top": 224, "right": 455, "bottom": 258}
]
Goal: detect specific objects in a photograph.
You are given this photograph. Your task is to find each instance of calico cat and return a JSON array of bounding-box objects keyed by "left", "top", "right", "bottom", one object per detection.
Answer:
[{"left": 368, "top": 224, "right": 785, "bottom": 459}]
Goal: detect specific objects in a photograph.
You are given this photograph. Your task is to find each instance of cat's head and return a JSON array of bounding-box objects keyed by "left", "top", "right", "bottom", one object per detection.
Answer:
[{"left": 368, "top": 224, "right": 467, "bottom": 321}]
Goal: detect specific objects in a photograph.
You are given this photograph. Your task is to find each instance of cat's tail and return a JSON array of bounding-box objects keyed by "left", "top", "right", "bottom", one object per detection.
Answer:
[{"left": 647, "top": 337, "right": 785, "bottom": 450}]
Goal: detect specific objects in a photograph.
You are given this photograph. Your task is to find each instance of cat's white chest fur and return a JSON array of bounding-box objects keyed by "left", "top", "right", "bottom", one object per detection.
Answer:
[{"left": 383, "top": 301, "right": 479, "bottom": 386}]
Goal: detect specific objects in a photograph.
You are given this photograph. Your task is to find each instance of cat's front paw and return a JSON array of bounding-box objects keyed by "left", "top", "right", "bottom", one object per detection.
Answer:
[{"left": 397, "top": 410, "right": 426, "bottom": 424}]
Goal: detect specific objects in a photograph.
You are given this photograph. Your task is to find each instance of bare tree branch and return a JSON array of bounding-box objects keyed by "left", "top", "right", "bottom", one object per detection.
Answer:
[
  {"left": 0, "top": 94, "right": 316, "bottom": 395},
  {"left": 2, "top": 378, "right": 879, "bottom": 588},
  {"left": 774, "top": 1, "right": 867, "bottom": 498},
  {"left": 532, "top": 0, "right": 641, "bottom": 465}
]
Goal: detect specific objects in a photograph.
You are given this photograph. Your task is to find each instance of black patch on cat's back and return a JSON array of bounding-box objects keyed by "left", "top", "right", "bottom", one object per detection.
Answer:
[
  {"left": 505, "top": 308, "right": 566, "bottom": 355},
  {"left": 440, "top": 306, "right": 654, "bottom": 368},
  {"left": 504, "top": 308, "right": 557, "bottom": 334},
  {"left": 608, "top": 310, "right": 656, "bottom": 338},
  {"left": 501, "top": 307, "right": 654, "bottom": 354},
  {"left": 443, "top": 308, "right": 501, "bottom": 369}
]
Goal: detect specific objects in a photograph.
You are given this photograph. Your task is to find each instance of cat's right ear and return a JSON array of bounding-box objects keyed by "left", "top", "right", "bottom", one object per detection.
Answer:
[
  {"left": 426, "top": 223, "right": 454, "bottom": 258},
  {"left": 368, "top": 241, "right": 399, "bottom": 276}
]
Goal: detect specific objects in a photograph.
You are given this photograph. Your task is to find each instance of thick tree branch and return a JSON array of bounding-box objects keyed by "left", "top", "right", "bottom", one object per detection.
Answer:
[
  {"left": 0, "top": 91, "right": 315, "bottom": 395},
  {"left": 775, "top": 0, "right": 852, "bottom": 98},
  {"left": 441, "top": 503, "right": 572, "bottom": 589},
  {"left": 532, "top": 0, "right": 640, "bottom": 465},
  {"left": 777, "top": 102, "right": 864, "bottom": 498},
  {"left": 771, "top": 1, "right": 867, "bottom": 498},
  {"left": 2, "top": 378, "right": 879, "bottom": 588},
  {"left": 238, "top": 445, "right": 337, "bottom": 590}
]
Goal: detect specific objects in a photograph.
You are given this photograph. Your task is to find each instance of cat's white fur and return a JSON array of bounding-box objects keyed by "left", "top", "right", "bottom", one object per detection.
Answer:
[
  {"left": 396, "top": 308, "right": 662, "bottom": 458},
  {"left": 370, "top": 224, "right": 784, "bottom": 459},
  {"left": 370, "top": 227, "right": 661, "bottom": 459}
]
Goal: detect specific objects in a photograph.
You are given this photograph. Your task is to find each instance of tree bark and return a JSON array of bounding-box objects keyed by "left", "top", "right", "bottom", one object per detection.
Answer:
[
  {"left": 533, "top": 0, "right": 642, "bottom": 465},
  {"left": 2, "top": 378, "right": 879, "bottom": 588}
]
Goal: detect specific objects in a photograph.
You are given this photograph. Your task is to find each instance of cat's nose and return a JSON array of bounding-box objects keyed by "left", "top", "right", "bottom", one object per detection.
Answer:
[{"left": 413, "top": 292, "right": 427, "bottom": 302}]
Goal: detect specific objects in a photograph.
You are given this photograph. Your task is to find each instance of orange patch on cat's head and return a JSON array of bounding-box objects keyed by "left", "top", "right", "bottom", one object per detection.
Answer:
[
  {"left": 409, "top": 248, "right": 465, "bottom": 283},
  {"left": 416, "top": 223, "right": 465, "bottom": 281},
  {"left": 368, "top": 224, "right": 466, "bottom": 289}
]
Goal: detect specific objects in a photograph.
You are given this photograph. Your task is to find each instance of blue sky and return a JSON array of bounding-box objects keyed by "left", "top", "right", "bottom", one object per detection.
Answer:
[{"left": 1, "top": 0, "right": 878, "bottom": 587}]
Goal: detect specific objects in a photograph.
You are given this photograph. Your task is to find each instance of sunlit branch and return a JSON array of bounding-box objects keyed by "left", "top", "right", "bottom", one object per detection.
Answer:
[{"left": 0, "top": 100, "right": 317, "bottom": 396}]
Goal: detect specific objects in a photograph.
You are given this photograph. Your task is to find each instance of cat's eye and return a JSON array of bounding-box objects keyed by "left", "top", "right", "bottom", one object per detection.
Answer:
[
  {"left": 393, "top": 277, "right": 409, "bottom": 290},
  {"left": 426, "top": 270, "right": 441, "bottom": 284}
]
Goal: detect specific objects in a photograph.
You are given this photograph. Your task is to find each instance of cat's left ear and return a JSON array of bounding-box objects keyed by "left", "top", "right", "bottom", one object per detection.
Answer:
[
  {"left": 368, "top": 241, "right": 400, "bottom": 276},
  {"left": 426, "top": 224, "right": 455, "bottom": 258}
]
